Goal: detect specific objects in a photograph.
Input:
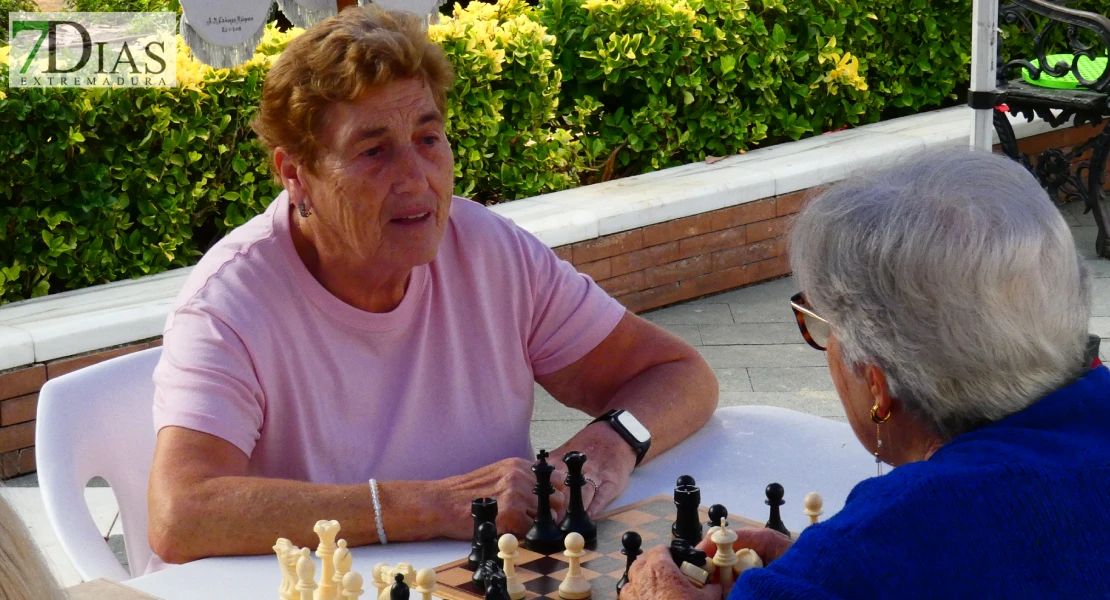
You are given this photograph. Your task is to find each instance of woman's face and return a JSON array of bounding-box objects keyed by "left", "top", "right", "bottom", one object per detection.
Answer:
[
  {"left": 300, "top": 78, "right": 454, "bottom": 272},
  {"left": 826, "top": 333, "right": 880, "bottom": 457}
]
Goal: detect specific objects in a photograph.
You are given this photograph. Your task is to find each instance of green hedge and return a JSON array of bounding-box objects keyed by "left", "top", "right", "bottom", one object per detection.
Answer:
[{"left": 0, "top": 0, "right": 1098, "bottom": 304}]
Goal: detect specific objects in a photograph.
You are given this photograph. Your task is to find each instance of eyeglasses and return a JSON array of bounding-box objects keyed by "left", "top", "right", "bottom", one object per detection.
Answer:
[{"left": 790, "top": 292, "right": 831, "bottom": 352}]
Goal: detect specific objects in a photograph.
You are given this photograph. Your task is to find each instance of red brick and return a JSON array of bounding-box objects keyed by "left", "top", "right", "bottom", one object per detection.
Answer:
[
  {"left": 578, "top": 258, "right": 612, "bottom": 282},
  {"left": 0, "top": 365, "right": 46, "bottom": 401},
  {"left": 1, "top": 447, "right": 35, "bottom": 479},
  {"left": 1, "top": 394, "right": 37, "bottom": 427},
  {"left": 0, "top": 422, "right": 35, "bottom": 454},
  {"left": 678, "top": 227, "right": 747, "bottom": 260},
  {"left": 775, "top": 190, "right": 812, "bottom": 217},
  {"left": 747, "top": 216, "right": 794, "bottom": 244},
  {"left": 679, "top": 265, "right": 761, "bottom": 299},
  {"left": 641, "top": 213, "right": 715, "bottom": 248},
  {"left": 709, "top": 199, "right": 776, "bottom": 231},
  {"left": 749, "top": 254, "right": 792, "bottom": 281},
  {"left": 644, "top": 255, "right": 714, "bottom": 288},
  {"left": 611, "top": 242, "right": 681, "bottom": 277},
  {"left": 711, "top": 237, "right": 788, "bottom": 271},
  {"left": 18, "top": 447, "right": 35, "bottom": 474},
  {"left": 598, "top": 271, "right": 647, "bottom": 297},
  {"left": 553, "top": 245, "right": 574, "bottom": 263},
  {"left": 615, "top": 283, "right": 687, "bottom": 314},
  {"left": 571, "top": 230, "right": 645, "bottom": 264},
  {"left": 46, "top": 343, "right": 147, "bottom": 380}
]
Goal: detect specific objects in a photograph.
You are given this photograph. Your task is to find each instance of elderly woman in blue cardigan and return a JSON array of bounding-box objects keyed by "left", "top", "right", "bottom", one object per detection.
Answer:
[{"left": 622, "top": 148, "right": 1110, "bottom": 599}]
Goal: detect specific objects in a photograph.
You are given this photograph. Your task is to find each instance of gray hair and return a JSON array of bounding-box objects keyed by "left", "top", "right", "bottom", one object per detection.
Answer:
[{"left": 790, "top": 148, "right": 1092, "bottom": 440}]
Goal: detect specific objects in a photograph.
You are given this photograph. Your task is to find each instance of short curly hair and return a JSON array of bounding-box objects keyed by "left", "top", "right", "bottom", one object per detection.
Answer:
[{"left": 251, "top": 6, "right": 455, "bottom": 177}]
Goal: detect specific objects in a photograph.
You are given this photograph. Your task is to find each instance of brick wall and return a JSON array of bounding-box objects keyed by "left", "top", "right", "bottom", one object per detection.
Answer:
[
  {"left": 0, "top": 338, "right": 162, "bottom": 479},
  {"left": 0, "top": 122, "right": 1099, "bottom": 479}
]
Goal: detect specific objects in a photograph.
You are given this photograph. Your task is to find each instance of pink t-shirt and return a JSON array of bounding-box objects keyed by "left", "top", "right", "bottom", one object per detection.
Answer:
[{"left": 152, "top": 193, "right": 625, "bottom": 485}]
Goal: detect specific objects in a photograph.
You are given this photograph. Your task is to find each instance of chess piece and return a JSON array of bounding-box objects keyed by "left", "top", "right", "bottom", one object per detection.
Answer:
[
  {"left": 765, "top": 483, "right": 790, "bottom": 537},
  {"left": 315, "top": 519, "right": 341, "bottom": 600},
  {"left": 669, "top": 539, "right": 707, "bottom": 569},
  {"left": 469, "top": 497, "right": 499, "bottom": 569},
  {"left": 473, "top": 521, "right": 498, "bottom": 590},
  {"left": 735, "top": 548, "right": 763, "bottom": 574},
  {"left": 672, "top": 476, "right": 702, "bottom": 544},
  {"left": 332, "top": 540, "right": 352, "bottom": 594},
  {"left": 390, "top": 573, "right": 409, "bottom": 600},
  {"left": 558, "top": 532, "right": 591, "bottom": 599},
  {"left": 524, "top": 450, "right": 563, "bottom": 554},
  {"left": 679, "top": 562, "right": 709, "bottom": 588},
  {"left": 371, "top": 564, "right": 389, "bottom": 599},
  {"left": 414, "top": 569, "right": 437, "bottom": 600},
  {"left": 484, "top": 567, "right": 511, "bottom": 600},
  {"left": 342, "top": 572, "right": 365, "bottom": 600},
  {"left": 616, "top": 531, "right": 642, "bottom": 596},
  {"left": 710, "top": 520, "right": 739, "bottom": 593},
  {"left": 497, "top": 534, "right": 527, "bottom": 600},
  {"left": 379, "top": 565, "right": 415, "bottom": 600},
  {"left": 706, "top": 504, "right": 728, "bottom": 538},
  {"left": 558, "top": 452, "right": 597, "bottom": 544},
  {"left": 675, "top": 474, "right": 696, "bottom": 487},
  {"left": 297, "top": 548, "right": 318, "bottom": 600},
  {"left": 275, "top": 538, "right": 298, "bottom": 600},
  {"left": 804, "top": 492, "right": 824, "bottom": 526}
]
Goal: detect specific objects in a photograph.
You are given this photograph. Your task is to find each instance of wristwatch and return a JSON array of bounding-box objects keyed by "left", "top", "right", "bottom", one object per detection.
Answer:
[{"left": 590, "top": 409, "right": 652, "bottom": 466}]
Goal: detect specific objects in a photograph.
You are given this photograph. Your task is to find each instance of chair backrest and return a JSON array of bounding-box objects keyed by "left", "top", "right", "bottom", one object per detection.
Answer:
[{"left": 36, "top": 347, "right": 162, "bottom": 582}]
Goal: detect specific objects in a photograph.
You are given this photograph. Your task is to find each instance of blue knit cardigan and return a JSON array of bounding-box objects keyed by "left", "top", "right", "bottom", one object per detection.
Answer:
[{"left": 729, "top": 366, "right": 1110, "bottom": 599}]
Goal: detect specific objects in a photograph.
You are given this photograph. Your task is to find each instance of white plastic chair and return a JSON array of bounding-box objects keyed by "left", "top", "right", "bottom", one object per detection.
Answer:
[{"left": 36, "top": 347, "right": 162, "bottom": 582}]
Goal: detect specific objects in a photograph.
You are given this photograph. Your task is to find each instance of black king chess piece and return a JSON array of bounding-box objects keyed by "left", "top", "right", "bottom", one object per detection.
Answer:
[
  {"left": 672, "top": 475, "right": 703, "bottom": 544},
  {"left": 558, "top": 451, "right": 598, "bottom": 544},
  {"left": 524, "top": 449, "right": 564, "bottom": 554},
  {"left": 472, "top": 521, "right": 498, "bottom": 590},
  {"left": 468, "top": 497, "right": 499, "bottom": 569},
  {"left": 616, "top": 531, "right": 643, "bottom": 597},
  {"left": 765, "top": 482, "right": 791, "bottom": 538}
]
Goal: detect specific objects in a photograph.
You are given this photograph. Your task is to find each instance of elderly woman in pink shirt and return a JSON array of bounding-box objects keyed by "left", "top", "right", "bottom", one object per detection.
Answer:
[{"left": 145, "top": 7, "right": 717, "bottom": 567}]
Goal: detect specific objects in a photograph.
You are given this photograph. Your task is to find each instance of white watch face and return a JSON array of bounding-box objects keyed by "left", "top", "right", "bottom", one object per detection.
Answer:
[{"left": 615, "top": 412, "right": 651, "bottom": 443}]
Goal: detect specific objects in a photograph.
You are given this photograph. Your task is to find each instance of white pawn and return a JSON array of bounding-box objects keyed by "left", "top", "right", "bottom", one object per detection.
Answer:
[
  {"left": 332, "top": 540, "right": 352, "bottom": 594},
  {"left": 414, "top": 568, "right": 437, "bottom": 600},
  {"left": 498, "top": 534, "right": 526, "bottom": 600},
  {"left": 297, "top": 548, "right": 318, "bottom": 600},
  {"left": 378, "top": 565, "right": 414, "bottom": 600},
  {"left": 342, "top": 572, "right": 365, "bottom": 599},
  {"left": 315, "top": 520, "right": 342, "bottom": 600},
  {"left": 711, "top": 521, "right": 739, "bottom": 593},
  {"left": 371, "top": 564, "right": 389, "bottom": 599},
  {"left": 804, "top": 492, "right": 824, "bottom": 526},
  {"left": 558, "top": 532, "right": 591, "bottom": 600}
]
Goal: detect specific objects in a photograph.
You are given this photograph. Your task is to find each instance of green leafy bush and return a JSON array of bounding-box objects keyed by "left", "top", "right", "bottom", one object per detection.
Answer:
[
  {"left": 1, "top": 0, "right": 37, "bottom": 44},
  {"left": 7, "top": 0, "right": 1098, "bottom": 305},
  {"left": 62, "top": 0, "right": 176, "bottom": 12}
]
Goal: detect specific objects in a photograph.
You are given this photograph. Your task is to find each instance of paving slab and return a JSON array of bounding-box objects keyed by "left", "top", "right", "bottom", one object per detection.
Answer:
[
  {"left": 700, "top": 322, "right": 803, "bottom": 346},
  {"left": 748, "top": 367, "right": 836, "bottom": 393},
  {"left": 696, "top": 344, "right": 829, "bottom": 369},
  {"left": 713, "top": 368, "right": 754, "bottom": 394},
  {"left": 644, "top": 303, "right": 734, "bottom": 325},
  {"left": 663, "top": 323, "right": 703, "bottom": 346},
  {"left": 529, "top": 419, "right": 592, "bottom": 453}
]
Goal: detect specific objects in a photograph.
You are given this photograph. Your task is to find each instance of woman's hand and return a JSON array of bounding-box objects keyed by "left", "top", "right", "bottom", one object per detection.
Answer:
[
  {"left": 621, "top": 546, "right": 722, "bottom": 600},
  {"left": 429, "top": 457, "right": 567, "bottom": 539},
  {"left": 697, "top": 527, "right": 794, "bottom": 565}
]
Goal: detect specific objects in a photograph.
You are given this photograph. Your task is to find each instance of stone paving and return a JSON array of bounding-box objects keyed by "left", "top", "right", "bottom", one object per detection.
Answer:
[{"left": 3, "top": 199, "right": 1107, "bottom": 587}]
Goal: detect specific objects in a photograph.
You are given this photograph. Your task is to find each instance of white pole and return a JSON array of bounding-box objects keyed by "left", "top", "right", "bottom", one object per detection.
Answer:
[{"left": 970, "top": 0, "right": 1000, "bottom": 149}]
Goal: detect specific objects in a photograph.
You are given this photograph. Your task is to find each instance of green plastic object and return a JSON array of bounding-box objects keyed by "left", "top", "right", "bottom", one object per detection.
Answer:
[{"left": 1021, "top": 53, "right": 1108, "bottom": 89}]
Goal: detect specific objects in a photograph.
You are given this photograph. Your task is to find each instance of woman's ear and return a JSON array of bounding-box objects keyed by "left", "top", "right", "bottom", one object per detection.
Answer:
[
  {"left": 865, "top": 365, "right": 893, "bottom": 419},
  {"left": 274, "top": 148, "right": 307, "bottom": 208}
]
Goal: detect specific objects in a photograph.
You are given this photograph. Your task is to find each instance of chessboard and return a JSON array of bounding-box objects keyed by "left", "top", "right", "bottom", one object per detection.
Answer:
[{"left": 432, "top": 494, "right": 796, "bottom": 600}]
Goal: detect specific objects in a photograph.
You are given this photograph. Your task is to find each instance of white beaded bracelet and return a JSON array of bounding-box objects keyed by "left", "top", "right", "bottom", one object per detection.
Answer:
[{"left": 369, "top": 479, "right": 387, "bottom": 545}]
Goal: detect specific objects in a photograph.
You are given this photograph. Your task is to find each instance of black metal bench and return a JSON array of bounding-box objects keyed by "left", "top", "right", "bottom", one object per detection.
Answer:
[{"left": 989, "top": 0, "right": 1110, "bottom": 258}]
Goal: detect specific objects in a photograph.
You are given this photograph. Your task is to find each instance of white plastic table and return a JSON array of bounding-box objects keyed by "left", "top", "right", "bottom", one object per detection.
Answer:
[{"left": 125, "top": 406, "right": 875, "bottom": 599}]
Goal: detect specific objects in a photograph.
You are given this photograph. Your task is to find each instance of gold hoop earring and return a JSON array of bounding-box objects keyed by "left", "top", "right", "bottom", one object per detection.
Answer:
[
  {"left": 871, "top": 405, "right": 890, "bottom": 476},
  {"left": 298, "top": 200, "right": 312, "bottom": 218}
]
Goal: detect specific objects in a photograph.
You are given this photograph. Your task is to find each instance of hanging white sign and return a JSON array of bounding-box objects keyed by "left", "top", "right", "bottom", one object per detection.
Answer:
[{"left": 274, "top": 0, "right": 338, "bottom": 30}]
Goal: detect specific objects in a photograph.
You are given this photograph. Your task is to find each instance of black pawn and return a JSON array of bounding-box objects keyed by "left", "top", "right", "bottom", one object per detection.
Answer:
[
  {"left": 390, "top": 573, "right": 409, "bottom": 600},
  {"left": 765, "top": 483, "right": 790, "bottom": 538},
  {"left": 524, "top": 449, "right": 563, "bottom": 554},
  {"left": 672, "top": 475, "right": 702, "bottom": 544},
  {"left": 616, "top": 531, "right": 642, "bottom": 596},
  {"left": 676, "top": 474, "right": 696, "bottom": 487},
  {"left": 472, "top": 521, "right": 497, "bottom": 590},
  {"left": 468, "top": 497, "right": 498, "bottom": 569},
  {"left": 707, "top": 504, "right": 728, "bottom": 530},
  {"left": 558, "top": 451, "right": 597, "bottom": 544}
]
